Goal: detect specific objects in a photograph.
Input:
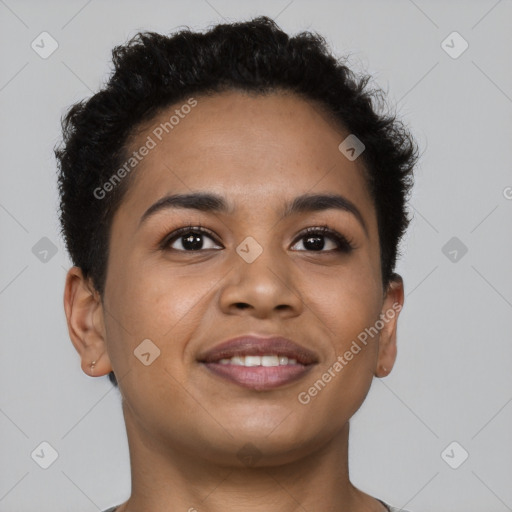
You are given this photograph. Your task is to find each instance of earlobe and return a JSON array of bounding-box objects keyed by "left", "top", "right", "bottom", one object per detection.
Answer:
[
  {"left": 375, "top": 274, "right": 404, "bottom": 378},
  {"left": 63, "top": 267, "right": 110, "bottom": 377}
]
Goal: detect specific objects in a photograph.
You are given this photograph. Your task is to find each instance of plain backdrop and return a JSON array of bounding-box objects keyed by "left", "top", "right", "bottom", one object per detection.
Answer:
[{"left": 1, "top": 1, "right": 511, "bottom": 511}]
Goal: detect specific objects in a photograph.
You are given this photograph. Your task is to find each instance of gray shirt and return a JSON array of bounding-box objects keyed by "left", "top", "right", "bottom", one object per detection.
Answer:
[{"left": 102, "top": 500, "right": 411, "bottom": 511}]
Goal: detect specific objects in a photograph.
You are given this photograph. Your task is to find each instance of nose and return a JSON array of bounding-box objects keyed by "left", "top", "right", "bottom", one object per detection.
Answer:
[{"left": 218, "top": 241, "right": 304, "bottom": 319}]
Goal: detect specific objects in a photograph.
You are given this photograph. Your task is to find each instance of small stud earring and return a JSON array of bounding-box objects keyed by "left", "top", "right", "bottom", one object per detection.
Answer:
[{"left": 90, "top": 360, "right": 97, "bottom": 370}]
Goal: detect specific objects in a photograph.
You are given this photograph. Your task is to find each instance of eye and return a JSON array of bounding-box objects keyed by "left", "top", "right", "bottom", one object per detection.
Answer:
[
  {"left": 160, "top": 224, "right": 354, "bottom": 253},
  {"left": 160, "top": 225, "right": 222, "bottom": 252},
  {"left": 291, "top": 226, "right": 354, "bottom": 253}
]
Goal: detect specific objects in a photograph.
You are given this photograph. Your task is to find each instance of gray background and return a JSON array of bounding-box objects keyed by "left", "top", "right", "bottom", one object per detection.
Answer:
[{"left": 1, "top": 0, "right": 511, "bottom": 511}]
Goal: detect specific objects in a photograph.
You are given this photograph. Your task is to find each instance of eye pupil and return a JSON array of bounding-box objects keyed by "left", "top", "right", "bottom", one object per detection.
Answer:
[
  {"left": 304, "top": 235, "right": 325, "bottom": 251},
  {"left": 182, "top": 232, "right": 203, "bottom": 250}
]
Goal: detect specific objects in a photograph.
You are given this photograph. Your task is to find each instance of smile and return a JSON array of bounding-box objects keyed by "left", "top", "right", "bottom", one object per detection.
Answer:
[
  {"left": 200, "top": 356, "right": 316, "bottom": 391},
  {"left": 197, "top": 334, "right": 318, "bottom": 390},
  {"left": 217, "top": 354, "right": 299, "bottom": 366}
]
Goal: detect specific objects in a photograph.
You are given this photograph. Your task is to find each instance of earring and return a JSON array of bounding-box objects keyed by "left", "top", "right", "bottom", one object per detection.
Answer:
[{"left": 89, "top": 360, "right": 97, "bottom": 371}]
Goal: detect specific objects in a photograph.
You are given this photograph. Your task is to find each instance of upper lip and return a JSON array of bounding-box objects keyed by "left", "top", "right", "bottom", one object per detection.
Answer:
[{"left": 197, "top": 335, "right": 319, "bottom": 365}]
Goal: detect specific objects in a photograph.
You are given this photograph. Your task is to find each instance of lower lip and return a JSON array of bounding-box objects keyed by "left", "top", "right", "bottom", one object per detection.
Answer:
[{"left": 201, "top": 362, "right": 314, "bottom": 390}]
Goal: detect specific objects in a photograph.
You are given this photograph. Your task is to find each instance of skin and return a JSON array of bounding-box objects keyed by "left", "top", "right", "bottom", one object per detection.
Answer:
[{"left": 64, "top": 90, "right": 404, "bottom": 512}]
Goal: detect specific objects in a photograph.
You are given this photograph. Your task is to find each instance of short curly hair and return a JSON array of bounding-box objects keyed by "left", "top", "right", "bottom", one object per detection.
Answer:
[{"left": 55, "top": 16, "right": 419, "bottom": 388}]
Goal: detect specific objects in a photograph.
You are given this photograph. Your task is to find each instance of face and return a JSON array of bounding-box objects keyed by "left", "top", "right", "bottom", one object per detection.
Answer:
[{"left": 67, "top": 90, "right": 403, "bottom": 466}]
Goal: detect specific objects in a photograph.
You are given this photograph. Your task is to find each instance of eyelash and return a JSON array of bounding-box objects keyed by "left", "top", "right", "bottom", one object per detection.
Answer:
[{"left": 159, "top": 223, "right": 355, "bottom": 253}]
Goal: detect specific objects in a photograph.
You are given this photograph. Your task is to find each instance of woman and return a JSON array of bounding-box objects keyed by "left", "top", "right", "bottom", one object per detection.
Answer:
[{"left": 56, "top": 16, "right": 418, "bottom": 512}]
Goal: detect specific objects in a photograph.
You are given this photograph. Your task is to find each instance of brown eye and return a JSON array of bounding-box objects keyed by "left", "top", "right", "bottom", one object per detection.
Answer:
[
  {"left": 161, "top": 226, "right": 222, "bottom": 251},
  {"left": 291, "top": 226, "right": 354, "bottom": 253}
]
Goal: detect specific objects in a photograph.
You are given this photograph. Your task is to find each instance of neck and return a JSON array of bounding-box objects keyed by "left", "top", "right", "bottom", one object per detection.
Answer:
[{"left": 115, "top": 401, "right": 384, "bottom": 512}]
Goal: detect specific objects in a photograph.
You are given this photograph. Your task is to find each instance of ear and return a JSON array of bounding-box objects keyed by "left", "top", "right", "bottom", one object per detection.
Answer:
[
  {"left": 63, "top": 266, "right": 112, "bottom": 378},
  {"left": 374, "top": 273, "right": 404, "bottom": 378}
]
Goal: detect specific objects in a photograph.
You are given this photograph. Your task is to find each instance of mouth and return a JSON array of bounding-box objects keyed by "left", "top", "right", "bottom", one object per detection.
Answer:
[{"left": 197, "top": 335, "right": 318, "bottom": 391}]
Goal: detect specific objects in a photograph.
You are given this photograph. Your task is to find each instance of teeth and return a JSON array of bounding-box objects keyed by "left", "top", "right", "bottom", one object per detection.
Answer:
[
  {"left": 244, "top": 356, "right": 261, "bottom": 367},
  {"left": 261, "top": 355, "right": 279, "bottom": 367},
  {"left": 216, "top": 355, "right": 300, "bottom": 366}
]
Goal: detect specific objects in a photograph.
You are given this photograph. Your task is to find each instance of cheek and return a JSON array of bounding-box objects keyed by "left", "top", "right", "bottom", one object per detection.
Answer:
[
  {"left": 301, "top": 261, "right": 382, "bottom": 344},
  {"left": 297, "top": 274, "right": 381, "bottom": 422},
  {"left": 103, "top": 262, "right": 212, "bottom": 397},
  {"left": 112, "top": 256, "right": 234, "bottom": 362}
]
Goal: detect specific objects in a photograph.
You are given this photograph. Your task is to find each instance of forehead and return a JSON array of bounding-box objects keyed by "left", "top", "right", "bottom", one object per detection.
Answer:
[{"left": 115, "top": 90, "right": 375, "bottom": 227}]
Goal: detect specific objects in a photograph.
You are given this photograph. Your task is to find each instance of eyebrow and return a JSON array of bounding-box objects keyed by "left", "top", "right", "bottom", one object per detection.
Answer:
[{"left": 138, "top": 191, "right": 368, "bottom": 235}]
